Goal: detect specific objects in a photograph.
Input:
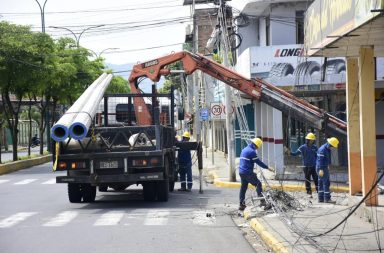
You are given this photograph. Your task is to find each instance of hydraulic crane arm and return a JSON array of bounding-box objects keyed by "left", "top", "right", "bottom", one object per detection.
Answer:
[{"left": 128, "top": 51, "right": 347, "bottom": 136}]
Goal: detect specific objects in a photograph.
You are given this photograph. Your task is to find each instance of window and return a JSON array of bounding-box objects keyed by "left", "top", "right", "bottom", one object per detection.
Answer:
[{"left": 296, "top": 11, "right": 305, "bottom": 44}]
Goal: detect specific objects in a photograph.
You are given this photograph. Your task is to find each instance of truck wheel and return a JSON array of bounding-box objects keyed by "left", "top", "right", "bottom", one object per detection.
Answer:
[
  {"left": 169, "top": 181, "right": 175, "bottom": 192},
  {"left": 157, "top": 179, "right": 169, "bottom": 202},
  {"left": 68, "top": 183, "right": 82, "bottom": 203},
  {"left": 143, "top": 182, "right": 157, "bottom": 201},
  {"left": 82, "top": 184, "right": 96, "bottom": 203}
]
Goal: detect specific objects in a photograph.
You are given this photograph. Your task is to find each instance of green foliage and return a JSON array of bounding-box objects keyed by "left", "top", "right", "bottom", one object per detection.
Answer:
[
  {"left": 105, "top": 75, "right": 130, "bottom": 94},
  {"left": 158, "top": 61, "right": 183, "bottom": 94},
  {"left": 20, "top": 106, "right": 41, "bottom": 125}
]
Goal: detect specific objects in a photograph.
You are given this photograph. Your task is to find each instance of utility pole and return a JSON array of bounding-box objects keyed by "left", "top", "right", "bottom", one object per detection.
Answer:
[
  {"left": 219, "top": 0, "right": 236, "bottom": 182},
  {"left": 35, "top": 0, "right": 51, "bottom": 153},
  {"left": 192, "top": 0, "right": 201, "bottom": 141}
]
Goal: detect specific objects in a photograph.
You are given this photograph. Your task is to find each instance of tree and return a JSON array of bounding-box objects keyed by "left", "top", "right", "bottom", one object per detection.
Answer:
[
  {"left": 0, "top": 21, "right": 54, "bottom": 161},
  {"left": 158, "top": 61, "right": 183, "bottom": 94},
  {"left": 105, "top": 75, "right": 130, "bottom": 94}
]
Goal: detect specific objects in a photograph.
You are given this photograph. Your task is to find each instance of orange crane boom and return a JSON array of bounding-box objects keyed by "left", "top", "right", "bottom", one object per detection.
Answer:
[{"left": 128, "top": 51, "right": 347, "bottom": 136}]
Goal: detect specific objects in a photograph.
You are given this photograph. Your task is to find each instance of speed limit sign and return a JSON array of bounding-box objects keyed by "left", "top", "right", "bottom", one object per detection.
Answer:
[{"left": 210, "top": 103, "right": 224, "bottom": 120}]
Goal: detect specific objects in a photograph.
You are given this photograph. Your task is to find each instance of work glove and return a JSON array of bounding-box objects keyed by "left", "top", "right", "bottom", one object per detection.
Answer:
[
  {"left": 267, "top": 167, "right": 275, "bottom": 173},
  {"left": 318, "top": 169, "right": 324, "bottom": 177}
]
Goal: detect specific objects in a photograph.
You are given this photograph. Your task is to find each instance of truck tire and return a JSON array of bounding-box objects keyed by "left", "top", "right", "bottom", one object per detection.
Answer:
[
  {"left": 169, "top": 181, "right": 175, "bottom": 192},
  {"left": 157, "top": 179, "right": 169, "bottom": 202},
  {"left": 82, "top": 184, "right": 96, "bottom": 203},
  {"left": 68, "top": 183, "right": 82, "bottom": 203},
  {"left": 143, "top": 182, "right": 157, "bottom": 201}
]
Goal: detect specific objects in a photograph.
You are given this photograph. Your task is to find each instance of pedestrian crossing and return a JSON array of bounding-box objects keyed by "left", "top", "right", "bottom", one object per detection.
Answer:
[
  {"left": 0, "top": 209, "right": 216, "bottom": 229},
  {"left": 0, "top": 178, "right": 57, "bottom": 186}
]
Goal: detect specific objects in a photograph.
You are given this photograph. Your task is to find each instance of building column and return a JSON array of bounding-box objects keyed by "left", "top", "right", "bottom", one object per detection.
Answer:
[
  {"left": 267, "top": 105, "right": 274, "bottom": 166},
  {"left": 358, "top": 46, "right": 378, "bottom": 206},
  {"left": 261, "top": 102, "right": 268, "bottom": 161},
  {"left": 273, "top": 109, "right": 284, "bottom": 174},
  {"left": 346, "top": 57, "right": 362, "bottom": 195},
  {"left": 255, "top": 101, "right": 262, "bottom": 139}
]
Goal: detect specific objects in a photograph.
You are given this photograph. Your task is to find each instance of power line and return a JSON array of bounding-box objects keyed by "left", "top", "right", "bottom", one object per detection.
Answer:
[{"left": 1, "top": 3, "right": 185, "bottom": 15}]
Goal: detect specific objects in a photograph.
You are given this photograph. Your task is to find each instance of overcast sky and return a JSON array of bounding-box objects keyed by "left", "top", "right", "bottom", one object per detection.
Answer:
[{"left": 1, "top": 0, "right": 246, "bottom": 66}]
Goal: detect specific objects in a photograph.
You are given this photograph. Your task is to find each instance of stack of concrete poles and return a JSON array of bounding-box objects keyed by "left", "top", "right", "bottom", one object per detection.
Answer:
[{"left": 50, "top": 73, "right": 113, "bottom": 142}]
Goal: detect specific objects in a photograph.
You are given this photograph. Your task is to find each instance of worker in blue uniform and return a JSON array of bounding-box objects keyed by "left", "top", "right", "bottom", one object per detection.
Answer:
[
  {"left": 178, "top": 131, "right": 193, "bottom": 192},
  {"left": 238, "top": 138, "right": 273, "bottom": 211},
  {"left": 290, "top": 133, "right": 318, "bottom": 197},
  {"left": 316, "top": 137, "right": 339, "bottom": 203}
]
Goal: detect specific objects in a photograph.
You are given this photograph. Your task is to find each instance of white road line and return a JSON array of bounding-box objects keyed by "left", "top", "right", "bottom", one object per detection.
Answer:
[
  {"left": 193, "top": 210, "right": 216, "bottom": 226},
  {"left": 41, "top": 179, "right": 56, "bottom": 185},
  {"left": 0, "top": 212, "right": 37, "bottom": 228},
  {"left": 94, "top": 211, "right": 125, "bottom": 226},
  {"left": 43, "top": 211, "right": 78, "bottom": 227},
  {"left": 14, "top": 179, "right": 37, "bottom": 185},
  {"left": 144, "top": 210, "right": 170, "bottom": 226},
  {"left": 0, "top": 179, "right": 10, "bottom": 184}
]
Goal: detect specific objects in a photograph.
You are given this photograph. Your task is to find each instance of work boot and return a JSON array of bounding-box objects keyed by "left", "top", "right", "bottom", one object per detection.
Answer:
[
  {"left": 325, "top": 199, "right": 336, "bottom": 204},
  {"left": 307, "top": 191, "right": 313, "bottom": 198},
  {"left": 318, "top": 199, "right": 324, "bottom": 203},
  {"left": 178, "top": 188, "right": 187, "bottom": 192},
  {"left": 239, "top": 203, "right": 246, "bottom": 211}
]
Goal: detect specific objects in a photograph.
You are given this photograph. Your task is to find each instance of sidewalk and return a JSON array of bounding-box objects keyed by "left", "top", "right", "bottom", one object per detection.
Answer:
[{"left": 203, "top": 147, "right": 384, "bottom": 253}]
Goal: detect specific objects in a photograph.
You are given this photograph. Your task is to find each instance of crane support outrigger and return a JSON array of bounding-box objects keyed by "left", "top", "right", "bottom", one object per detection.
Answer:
[{"left": 129, "top": 51, "right": 347, "bottom": 137}]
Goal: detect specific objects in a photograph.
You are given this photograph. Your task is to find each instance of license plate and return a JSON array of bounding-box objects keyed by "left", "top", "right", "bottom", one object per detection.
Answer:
[{"left": 99, "top": 161, "right": 118, "bottom": 169}]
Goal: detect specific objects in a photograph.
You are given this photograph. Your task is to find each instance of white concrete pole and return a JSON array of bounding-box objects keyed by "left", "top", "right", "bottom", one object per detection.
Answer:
[
  {"left": 261, "top": 102, "right": 268, "bottom": 162},
  {"left": 273, "top": 108, "right": 284, "bottom": 174},
  {"left": 267, "top": 105, "right": 274, "bottom": 166}
]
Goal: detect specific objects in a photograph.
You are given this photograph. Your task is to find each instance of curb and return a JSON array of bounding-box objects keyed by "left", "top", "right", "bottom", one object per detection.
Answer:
[
  {"left": 0, "top": 155, "right": 52, "bottom": 175},
  {"left": 244, "top": 210, "right": 290, "bottom": 253},
  {"left": 207, "top": 170, "right": 349, "bottom": 193}
]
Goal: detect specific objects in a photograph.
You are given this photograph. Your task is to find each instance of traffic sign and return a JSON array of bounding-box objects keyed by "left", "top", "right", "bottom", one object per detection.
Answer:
[{"left": 200, "top": 108, "right": 209, "bottom": 121}]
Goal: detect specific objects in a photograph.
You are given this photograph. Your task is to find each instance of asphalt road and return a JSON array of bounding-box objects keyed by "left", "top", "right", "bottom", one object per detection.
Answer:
[{"left": 0, "top": 163, "right": 258, "bottom": 253}]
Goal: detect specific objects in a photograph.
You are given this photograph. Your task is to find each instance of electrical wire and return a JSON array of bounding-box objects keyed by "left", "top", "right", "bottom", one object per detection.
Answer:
[{"left": 309, "top": 171, "right": 384, "bottom": 238}]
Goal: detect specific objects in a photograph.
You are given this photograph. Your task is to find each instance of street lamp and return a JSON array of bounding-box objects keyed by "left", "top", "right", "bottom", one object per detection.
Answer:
[
  {"left": 98, "top": 48, "right": 119, "bottom": 58},
  {"left": 50, "top": 25, "right": 105, "bottom": 47},
  {"left": 85, "top": 48, "right": 119, "bottom": 59},
  {"left": 35, "top": 0, "right": 48, "bottom": 33}
]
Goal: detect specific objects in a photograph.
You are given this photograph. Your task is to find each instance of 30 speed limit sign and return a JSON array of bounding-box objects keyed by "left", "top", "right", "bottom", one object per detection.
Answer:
[{"left": 210, "top": 103, "right": 224, "bottom": 120}]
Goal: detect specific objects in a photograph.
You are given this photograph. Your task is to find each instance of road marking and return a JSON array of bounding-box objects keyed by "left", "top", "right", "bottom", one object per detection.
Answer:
[
  {"left": 94, "top": 211, "right": 125, "bottom": 226},
  {"left": 193, "top": 210, "right": 216, "bottom": 226},
  {"left": 43, "top": 211, "right": 78, "bottom": 227},
  {"left": 144, "top": 210, "right": 170, "bottom": 226},
  {"left": 41, "top": 179, "right": 56, "bottom": 185},
  {"left": 0, "top": 179, "right": 10, "bottom": 184},
  {"left": 14, "top": 179, "right": 37, "bottom": 185},
  {"left": 0, "top": 212, "right": 37, "bottom": 228}
]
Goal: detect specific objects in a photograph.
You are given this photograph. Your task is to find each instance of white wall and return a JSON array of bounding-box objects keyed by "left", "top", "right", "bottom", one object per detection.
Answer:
[
  {"left": 269, "top": 3, "right": 296, "bottom": 45},
  {"left": 236, "top": 48, "right": 251, "bottom": 78},
  {"left": 237, "top": 18, "right": 259, "bottom": 56}
]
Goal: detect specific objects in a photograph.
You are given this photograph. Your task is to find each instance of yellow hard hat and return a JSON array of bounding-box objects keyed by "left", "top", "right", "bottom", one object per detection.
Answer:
[
  {"left": 305, "top": 133, "right": 316, "bottom": 140},
  {"left": 251, "top": 138, "right": 263, "bottom": 148},
  {"left": 182, "top": 131, "right": 191, "bottom": 138},
  {"left": 327, "top": 137, "right": 339, "bottom": 148}
]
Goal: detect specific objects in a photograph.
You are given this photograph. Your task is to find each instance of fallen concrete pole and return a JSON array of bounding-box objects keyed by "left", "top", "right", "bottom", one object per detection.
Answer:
[
  {"left": 69, "top": 74, "right": 113, "bottom": 140},
  {"left": 51, "top": 73, "right": 107, "bottom": 141}
]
